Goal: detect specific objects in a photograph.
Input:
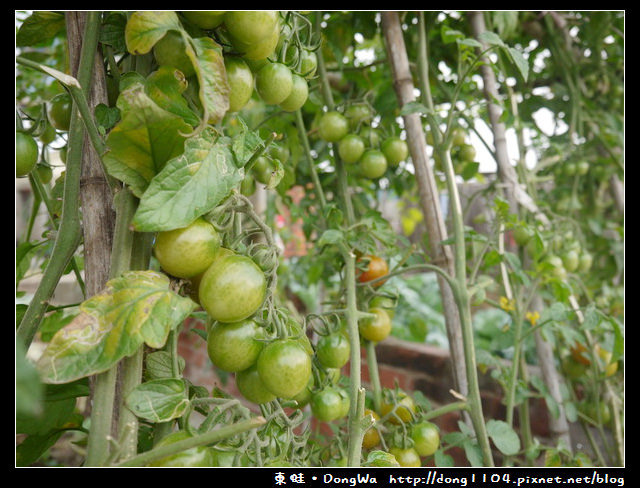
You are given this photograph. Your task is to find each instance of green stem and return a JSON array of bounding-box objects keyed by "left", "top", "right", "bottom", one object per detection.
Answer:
[
  {"left": 115, "top": 417, "right": 267, "bottom": 467},
  {"left": 16, "top": 12, "right": 103, "bottom": 348},
  {"left": 85, "top": 186, "right": 138, "bottom": 467},
  {"left": 365, "top": 340, "right": 382, "bottom": 414}
]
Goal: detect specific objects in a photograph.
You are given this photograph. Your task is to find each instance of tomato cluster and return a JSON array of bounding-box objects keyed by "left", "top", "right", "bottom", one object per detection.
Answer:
[
  {"left": 161, "top": 11, "right": 315, "bottom": 116},
  {"left": 361, "top": 388, "right": 441, "bottom": 467},
  {"left": 317, "top": 105, "right": 410, "bottom": 180}
]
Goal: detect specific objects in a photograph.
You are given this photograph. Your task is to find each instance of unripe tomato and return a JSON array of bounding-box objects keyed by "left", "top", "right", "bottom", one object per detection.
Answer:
[
  {"left": 279, "top": 74, "right": 309, "bottom": 112},
  {"left": 225, "top": 56, "right": 254, "bottom": 113},
  {"left": 255, "top": 62, "right": 293, "bottom": 105},
  {"left": 381, "top": 136, "right": 409, "bottom": 167},
  {"left": 389, "top": 446, "right": 421, "bottom": 467},
  {"left": 359, "top": 307, "right": 392, "bottom": 343},
  {"left": 458, "top": 143, "right": 477, "bottom": 162},
  {"left": 411, "top": 421, "right": 440, "bottom": 457},
  {"left": 316, "top": 332, "right": 351, "bottom": 369},
  {"left": 451, "top": 127, "right": 467, "bottom": 147},
  {"left": 380, "top": 391, "right": 416, "bottom": 424},
  {"left": 153, "top": 30, "right": 195, "bottom": 78},
  {"left": 207, "top": 319, "right": 265, "bottom": 372},
  {"left": 359, "top": 149, "right": 388, "bottom": 179},
  {"left": 257, "top": 339, "right": 312, "bottom": 399},
  {"left": 338, "top": 134, "right": 365, "bottom": 164},
  {"left": 181, "top": 11, "right": 226, "bottom": 29},
  {"left": 148, "top": 431, "right": 215, "bottom": 467},
  {"left": 299, "top": 49, "right": 318, "bottom": 79},
  {"left": 16, "top": 131, "right": 39, "bottom": 177},
  {"left": 47, "top": 93, "right": 72, "bottom": 132},
  {"left": 310, "top": 386, "right": 350, "bottom": 422},
  {"left": 317, "top": 111, "right": 349, "bottom": 142},
  {"left": 236, "top": 364, "right": 276, "bottom": 404},
  {"left": 153, "top": 217, "right": 221, "bottom": 279},
  {"left": 199, "top": 253, "right": 267, "bottom": 323},
  {"left": 224, "top": 11, "right": 280, "bottom": 46},
  {"left": 362, "top": 409, "right": 381, "bottom": 449},
  {"left": 345, "top": 104, "right": 374, "bottom": 129}
]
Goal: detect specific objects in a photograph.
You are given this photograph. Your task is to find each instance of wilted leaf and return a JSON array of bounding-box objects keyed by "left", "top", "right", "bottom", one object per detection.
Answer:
[
  {"left": 103, "top": 83, "right": 192, "bottom": 197},
  {"left": 192, "top": 37, "right": 229, "bottom": 125},
  {"left": 124, "top": 11, "right": 182, "bottom": 55},
  {"left": 131, "top": 127, "right": 244, "bottom": 232},
  {"left": 37, "top": 271, "right": 196, "bottom": 384}
]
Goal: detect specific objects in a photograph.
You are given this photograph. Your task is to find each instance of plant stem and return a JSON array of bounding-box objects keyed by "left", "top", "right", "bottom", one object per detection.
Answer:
[
  {"left": 16, "top": 12, "right": 103, "bottom": 348},
  {"left": 115, "top": 417, "right": 267, "bottom": 467}
]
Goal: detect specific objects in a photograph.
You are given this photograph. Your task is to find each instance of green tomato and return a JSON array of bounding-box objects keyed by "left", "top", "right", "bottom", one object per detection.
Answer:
[
  {"left": 257, "top": 339, "right": 312, "bottom": 399},
  {"left": 316, "top": 332, "right": 351, "bottom": 369},
  {"left": 389, "top": 446, "right": 421, "bottom": 467},
  {"left": 207, "top": 319, "right": 265, "bottom": 372},
  {"left": 153, "top": 217, "right": 221, "bottom": 279},
  {"left": 458, "top": 143, "right": 477, "bottom": 162},
  {"left": 225, "top": 56, "right": 254, "bottom": 112},
  {"left": 47, "top": 93, "right": 72, "bottom": 132},
  {"left": 35, "top": 164, "right": 53, "bottom": 184},
  {"left": 181, "top": 11, "right": 226, "bottom": 29},
  {"left": 299, "top": 49, "right": 318, "bottom": 79},
  {"left": 359, "top": 149, "right": 388, "bottom": 179},
  {"left": 338, "top": 134, "right": 365, "bottom": 164},
  {"left": 451, "top": 127, "right": 467, "bottom": 147},
  {"left": 255, "top": 62, "right": 293, "bottom": 105},
  {"left": 381, "top": 136, "right": 409, "bottom": 167},
  {"left": 16, "top": 131, "right": 39, "bottom": 177},
  {"left": 236, "top": 364, "right": 276, "bottom": 404},
  {"left": 199, "top": 253, "right": 267, "bottom": 323},
  {"left": 224, "top": 11, "right": 280, "bottom": 47},
  {"left": 359, "top": 307, "right": 392, "bottom": 343},
  {"left": 411, "top": 421, "right": 440, "bottom": 457},
  {"left": 344, "top": 104, "right": 374, "bottom": 129},
  {"left": 562, "top": 249, "right": 580, "bottom": 273},
  {"left": 153, "top": 30, "right": 195, "bottom": 78},
  {"left": 279, "top": 74, "right": 309, "bottom": 112},
  {"left": 148, "top": 431, "right": 215, "bottom": 467},
  {"left": 317, "top": 111, "right": 349, "bottom": 143},
  {"left": 310, "top": 386, "right": 350, "bottom": 422}
]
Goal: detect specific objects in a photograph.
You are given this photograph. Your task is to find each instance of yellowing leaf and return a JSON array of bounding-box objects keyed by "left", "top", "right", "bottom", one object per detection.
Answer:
[{"left": 37, "top": 271, "right": 196, "bottom": 384}]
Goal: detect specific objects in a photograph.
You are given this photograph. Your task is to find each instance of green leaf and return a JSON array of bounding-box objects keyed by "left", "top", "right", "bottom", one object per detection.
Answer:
[
  {"left": 507, "top": 46, "right": 529, "bottom": 82},
  {"left": 461, "top": 161, "right": 479, "bottom": 180},
  {"left": 441, "top": 27, "right": 465, "bottom": 44},
  {"left": 318, "top": 229, "right": 344, "bottom": 247},
  {"left": 478, "top": 31, "right": 506, "bottom": 48},
  {"left": 100, "top": 12, "right": 128, "bottom": 53},
  {"left": 103, "top": 82, "right": 192, "bottom": 197},
  {"left": 125, "top": 11, "right": 182, "bottom": 55},
  {"left": 125, "top": 378, "right": 190, "bottom": 423},
  {"left": 362, "top": 450, "right": 401, "bottom": 467},
  {"left": 16, "top": 11, "right": 66, "bottom": 47},
  {"left": 399, "top": 101, "right": 430, "bottom": 116},
  {"left": 145, "top": 351, "right": 185, "bottom": 380},
  {"left": 36, "top": 271, "right": 196, "bottom": 384},
  {"left": 486, "top": 419, "right": 521, "bottom": 456},
  {"left": 131, "top": 128, "right": 244, "bottom": 232}
]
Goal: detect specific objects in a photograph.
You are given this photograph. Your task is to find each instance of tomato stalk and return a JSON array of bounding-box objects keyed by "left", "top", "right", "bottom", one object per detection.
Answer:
[{"left": 313, "top": 12, "right": 365, "bottom": 466}]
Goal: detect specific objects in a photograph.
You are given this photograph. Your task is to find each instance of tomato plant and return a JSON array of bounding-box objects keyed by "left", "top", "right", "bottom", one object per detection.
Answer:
[{"left": 15, "top": 10, "right": 624, "bottom": 469}]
